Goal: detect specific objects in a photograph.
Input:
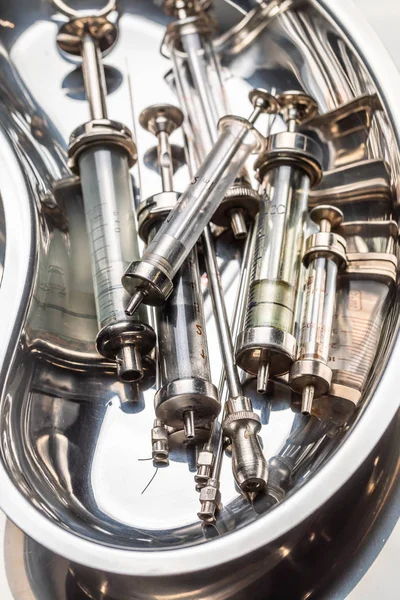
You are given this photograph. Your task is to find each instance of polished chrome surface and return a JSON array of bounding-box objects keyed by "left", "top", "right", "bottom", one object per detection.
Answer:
[{"left": 0, "top": 0, "right": 399, "bottom": 598}]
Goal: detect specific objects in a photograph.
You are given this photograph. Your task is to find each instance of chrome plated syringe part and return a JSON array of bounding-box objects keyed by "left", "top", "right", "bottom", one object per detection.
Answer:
[
  {"left": 212, "top": 174, "right": 262, "bottom": 240},
  {"left": 202, "top": 222, "right": 268, "bottom": 496},
  {"left": 198, "top": 478, "right": 221, "bottom": 522},
  {"left": 58, "top": 10, "right": 155, "bottom": 382},
  {"left": 195, "top": 443, "right": 215, "bottom": 490},
  {"left": 155, "top": 379, "right": 220, "bottom": 434},
  {"left": 139, "top": 104, "right": 184, "bottom": 193},
  {"left": 197, "top": 220, "right": 258, "bottom": 518},
  {"left": 138, "top": 103, "right": 220, "bottom": 439},
  {"left": 152, "top": 419, "right": 169, "bottom": 466},
  {"left": 123, "top": 89, "right": 277, "bottom": 314},
  {"left": 163, "top": 0, "right": 212, "bottom": 17},
  {"left": 236, "top": 90, "right": 322, "bottom": 394},
  {"left": 222, "top": 396, "right": 266, "bottom": 492},
  {"left": 290, "top": 205, "right": 347, "bottom": 415}
]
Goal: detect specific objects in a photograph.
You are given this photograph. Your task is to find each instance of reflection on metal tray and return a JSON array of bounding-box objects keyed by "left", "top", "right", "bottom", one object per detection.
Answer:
[{"left": 0, "top": 0, "right": 399, "bottom": 599}]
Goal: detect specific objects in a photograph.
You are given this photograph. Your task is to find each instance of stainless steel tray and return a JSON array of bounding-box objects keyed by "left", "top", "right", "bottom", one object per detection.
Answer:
[{"left": 0, "top": 1, "right": 399, "bottom": 598}]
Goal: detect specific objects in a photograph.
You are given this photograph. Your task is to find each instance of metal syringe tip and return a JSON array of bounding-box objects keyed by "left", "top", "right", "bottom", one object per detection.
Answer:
[
  {"left": 183, "top": 410, "right": 195, "bottom": 439},
  {"left": 301, "top": 385, "right": 315, "bottom": 416},
  {"left": 125, "top": 289, "right": 146, "bottom": 316},
  {"left": 116, "top": 345, "right": 143, "bottom": 382},
  {"left": 198, "top": 478, "right": 221, "bottom": 523},
  {"left": 257, "top": 360, "right": 270, "bottom": 394},
  {"left": 198, "top": 501, "right": 217, "bottom": 524},
  {"left": 230, "top": 209, "right": 247, "bottom": 240}
]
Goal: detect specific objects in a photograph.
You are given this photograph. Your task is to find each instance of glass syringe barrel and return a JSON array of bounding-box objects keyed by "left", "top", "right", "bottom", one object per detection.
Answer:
[
  {"left": 299, "top": 258, "right": 339, "bottom": 365},
  {"left": 58, "top": 13, "right": 155, "bottom": 383},
  {"left": 289, "top": 206, "right": 347, "bottom": 414},
  {"left": 140, "top": 200, "right": 219, "bottom": 433},
  {"left": 165, "top": 10, "right": 261, "bottom": 238},
  {"left": 122, "top": 102, "right": 267, "bottom": 312},
  {"left": 155, "top": 242, "right": 219, "bottom": 431},
  {"left": 236, "top": 131, "right": 323, "bottom": 385},
  {"left": 78, "top": 144, "right": 155, "bottom": 381}
]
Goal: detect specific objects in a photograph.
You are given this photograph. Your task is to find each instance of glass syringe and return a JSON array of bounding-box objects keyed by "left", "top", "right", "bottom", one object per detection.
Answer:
[
  {"left": 56, "top": 7, "right": 155, "bottom": 382},
  {"left": 123, "top": 89, "right": 276, "bottom": 314},
  {"left": 162, "top": 0, "right": 260, "bottom": 239},
  {"left": 236, "top": 91, "right": 323, "bottom": 393},
  {"left": 289, "top": 206, "right": 347, "bottom": 415},
  {"left": 137, "top": 104, "right": 220, "bottom": 442},
  {"left": 312, "top": 220, "right": 397, "bottom": 424}
]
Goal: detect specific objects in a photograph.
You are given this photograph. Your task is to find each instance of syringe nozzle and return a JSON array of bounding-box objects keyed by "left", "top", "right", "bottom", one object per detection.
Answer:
[
  {"left": 183, "top": 410, "right": 195, "bottom": 439},
  {"left": 301, "top": 385, "right": 315, "bottom": 416},
  {"left": 116, "top": 344, "right": 143, "bottom": 382},
  {"left": 125, "top": 289, "right": 146, "bottom": 316},
  {"left": 223, "top": 397, "right": 268, "bottom": 492},
  {"left": 230, "top": 209, "right": 247, "bottom": 240},
  {"left": 257, "top": 360, "right": 270, "bottom": 394}
]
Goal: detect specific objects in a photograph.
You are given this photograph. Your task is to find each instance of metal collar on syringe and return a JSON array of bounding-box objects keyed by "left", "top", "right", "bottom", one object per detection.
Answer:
[
  {"left": 303, "top": 205, "right": 347, "bottom": 268},
  {"left": 162, "top": 0, "right": 215, "bottom": 43},
  {"left": 56, "top": 5, "right": 137, "bottom": 173},
  {"left": 255, "top": 91, "right": 322, "bottom": 185}
]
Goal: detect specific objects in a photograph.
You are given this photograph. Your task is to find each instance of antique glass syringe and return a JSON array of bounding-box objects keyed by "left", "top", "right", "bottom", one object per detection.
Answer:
[
  {"left": 289, "top": 206, "right": 347, "bottom": 415},
  {"left": 137, "top": 103, "right": 219, "bottom": 451},
  {"left": 236, "top": 91, "right": 323, "bottom": 394},
  {"left": 56, "top": 4, "right": 155, "bottom": 381}
]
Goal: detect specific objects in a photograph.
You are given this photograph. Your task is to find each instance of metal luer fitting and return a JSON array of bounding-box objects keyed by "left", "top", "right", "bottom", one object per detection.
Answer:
[
  {"left": 152, "top": 420, "right": 169, "bottom": 466},
  {"left": 211, "top": 179, "right": 261, "bottom": 240},
  {"left": 198, "top": 478, "right": 221, "bottom": 523},
  {"left": 195, "top": 445, "right": 214, "bottom": 490},
  {"left": 223, "top": 396, "right": 268, "bottom": 492},
  {"left": 68, "top": 119, "right": 137, "bottom": 174}
]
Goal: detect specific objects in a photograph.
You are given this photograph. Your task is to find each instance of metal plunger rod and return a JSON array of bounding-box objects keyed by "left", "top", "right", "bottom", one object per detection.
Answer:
[
  {"left": 213, "top": 223, "right": 256, "bottom": 476},
  {"left": 81, "top": 33, "right": 108, "bottom": 120},
  {"left": 158, "top": 130, "right": 174, "bottom": 192},
  {"left": 197, "top": 222, "right": 256, "bottom": 520},
  {"left": 197, "top": 219, "right": 256, "bottom": 488},
  {"left": 203, "top": 226, "right": 242, "bottom": 399}
]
